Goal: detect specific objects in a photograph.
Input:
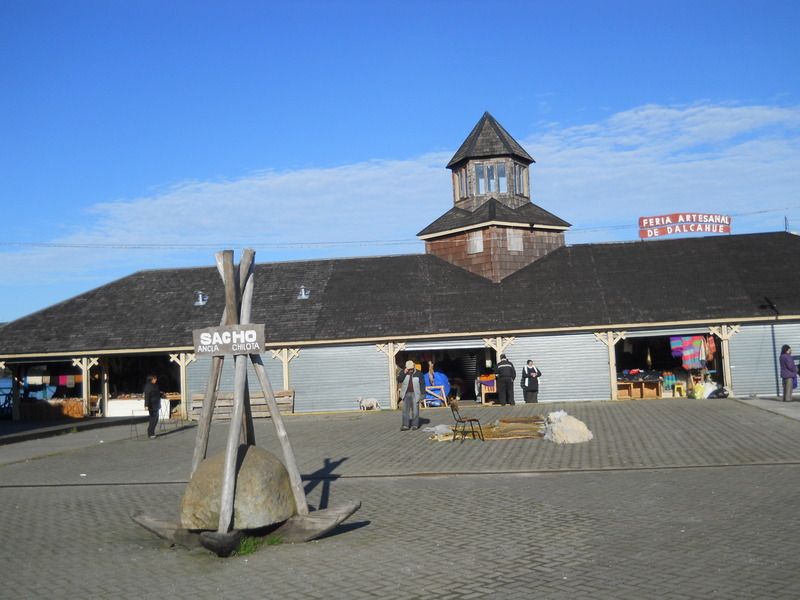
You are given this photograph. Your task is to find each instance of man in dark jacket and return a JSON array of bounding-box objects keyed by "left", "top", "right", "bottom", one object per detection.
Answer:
[
  {"left": 495, "top": 354, "right": 517, "bottom": 406},
  {"left": 143, "top": 374, "right": 162, "bottom": 439}
]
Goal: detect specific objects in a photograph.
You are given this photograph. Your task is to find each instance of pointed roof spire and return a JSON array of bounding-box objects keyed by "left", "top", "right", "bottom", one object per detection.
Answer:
[{"left": 446, "top": 112, "right": 534, "bottom": 169}]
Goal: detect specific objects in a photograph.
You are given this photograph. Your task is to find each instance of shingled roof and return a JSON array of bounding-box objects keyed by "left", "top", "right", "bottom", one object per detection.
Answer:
[
  {"left": 497, "top": 231, "right": 800, "bottom": 329},
  {"left": 417, "top": 197, "right": 571, "bottom": 237},
  {"left": 0, "top": 232, "right": 797, "bottom": 357},
  {"left": 446, "top": 112, "right": 535, "bottom": 169}
]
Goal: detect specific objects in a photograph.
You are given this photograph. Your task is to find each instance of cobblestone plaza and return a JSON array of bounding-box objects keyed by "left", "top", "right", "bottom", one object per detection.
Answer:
[{"left": 1, "top": 397, "right": 799, "bottom": 599}]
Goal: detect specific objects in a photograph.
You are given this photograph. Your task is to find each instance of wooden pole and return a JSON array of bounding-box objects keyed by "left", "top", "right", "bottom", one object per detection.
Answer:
[
  {"left": 217, "top": 352, "right": 247, "bottom": 533},
  {"left": 237, "top": 250, "right": 257, "bottom": 446},
  {"left": 238, "top": 248, "right": 308, "bottom": 515},
  {"left": 192, "top": 248, "right": 309, "bottom": 532},
  {"left": 216, "top": 251, "right": 244, "bottom": 533},
  {"left": 190, "top": 356, "right": 224, "bottom": 476},
  {"left": 190, "top": 250, "right": 255, "bottom": 476},
  {"left": 250, "top": 353, "right": 309, "bottom": 516}
]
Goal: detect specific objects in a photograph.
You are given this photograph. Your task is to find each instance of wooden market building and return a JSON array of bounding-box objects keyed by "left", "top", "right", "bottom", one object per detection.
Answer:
[{"left": 1, "top": 112, "right": 799, "bottom": 420}]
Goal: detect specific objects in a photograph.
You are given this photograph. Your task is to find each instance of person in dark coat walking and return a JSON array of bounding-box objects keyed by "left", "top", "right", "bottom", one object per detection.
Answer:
[
  {"left": 779, "top": 345, "right": 797, "bottom": 402},
  {"left": 143, "top": 374, "right": 163, "bottom": 439},
  {"left": 520, "top": 359, "right": 542, "bottom": 403},
  {"left": 495, "top": 354, "right": 516, "bottom": 406}
]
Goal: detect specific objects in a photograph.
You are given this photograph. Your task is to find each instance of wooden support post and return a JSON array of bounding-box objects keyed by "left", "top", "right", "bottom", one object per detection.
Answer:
[
  {"left": 594, "top": 331, "right": 626, "bottom": 400},
  {"left": 269, "top": 348, "right": 300, "bottom": 391},
  {"left": 169, "top": 352, "right": 196, "bottom": 420},
  {"left": 71, "top": 357, "right": 99, "bottom": 416},
  {"left": 376, "top": 342, "right": 405, "bottom": 409},
  {"left": 99, "top": 357, "right": 110, "bottom": 416},
  {"left": 10, "top": 365, "right": 20, "bottom": 421},
  {"left": 708, "top": 324, "right": 740, "bottom": 393},
  {"left": 483, "top": 337, "right": 515, "bottom": 359}
]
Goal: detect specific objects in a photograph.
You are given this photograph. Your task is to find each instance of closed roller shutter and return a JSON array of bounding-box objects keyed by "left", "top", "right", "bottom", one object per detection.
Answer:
[{"left": 508, "top": 333, "right": 610, "bottom": 403}]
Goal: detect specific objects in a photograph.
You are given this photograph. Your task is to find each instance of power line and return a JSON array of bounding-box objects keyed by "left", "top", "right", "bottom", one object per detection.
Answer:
[
  {"left": 0, "top": 240, "right": 422, "bottom": 250},
  {"left": 2, "top": 205, "right": 798, "bottom": 249}
]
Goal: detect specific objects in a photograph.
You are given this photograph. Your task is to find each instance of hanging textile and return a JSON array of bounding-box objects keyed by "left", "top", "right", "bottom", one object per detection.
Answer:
[
  {"left": 680, "top": 336, "right": 705, "bottom": 370},
  {"left": 706, "top": 336, "right": 717, "bottom": 360},
  {"left": 670, "top": 336, "right": 707, "bottom": 370}
]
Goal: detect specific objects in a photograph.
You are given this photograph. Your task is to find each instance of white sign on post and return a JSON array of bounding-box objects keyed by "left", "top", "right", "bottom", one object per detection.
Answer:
[{"left": 192, "top": 324, "right": 266, "bottom": 356}]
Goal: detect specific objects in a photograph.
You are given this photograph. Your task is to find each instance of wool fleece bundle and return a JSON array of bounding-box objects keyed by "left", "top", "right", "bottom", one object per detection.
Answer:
[{"left": 544, "top": 411, "right": 593, "bottom": 444}]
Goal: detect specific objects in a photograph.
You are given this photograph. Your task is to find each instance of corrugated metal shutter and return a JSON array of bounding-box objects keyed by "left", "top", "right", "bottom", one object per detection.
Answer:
[
  {"left": 404, "top": 338, "right": 487, "bottom": 350},
  {"left": 507, "top": 333, "right": 610, "bottom": 403},
  {"left": 290, "top": 344, "right": 388, "bottom": 413},
  {"left": 186, "top": 354, "right": 285, "bottom": 410},
  {"left": 624, "top": 327, "right": 709, "bottom": 338},
  {"left": 729, "top": 323, "right": 800, "bottom": 396}
]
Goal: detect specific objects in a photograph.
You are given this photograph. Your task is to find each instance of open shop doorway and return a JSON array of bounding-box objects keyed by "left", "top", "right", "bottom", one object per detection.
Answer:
[
  {"left": 396, "top": 346, "right": 497, "bottom": 401},
  {"left": 615, "top": 334, "right": 724, "bottom": 398}
]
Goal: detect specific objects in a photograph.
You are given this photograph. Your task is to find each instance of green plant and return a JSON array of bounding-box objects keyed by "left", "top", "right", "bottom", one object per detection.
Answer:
[
  {"left": 264, "top": 535, "right": 283, "bottom": 546},
  {"left": 235, "top": 536, "right": 263, "bottom": 556}
]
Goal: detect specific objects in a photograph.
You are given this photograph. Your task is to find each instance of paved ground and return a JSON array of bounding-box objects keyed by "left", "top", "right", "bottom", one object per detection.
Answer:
[{"left": 1, "top": 395, "right": 799, "bottom": 599}]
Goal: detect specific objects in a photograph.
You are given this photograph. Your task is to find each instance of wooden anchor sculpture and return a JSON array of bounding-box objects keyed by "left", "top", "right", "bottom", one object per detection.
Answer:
[{"left": 132, "top": 249, "right": 360, "bottom": 556}]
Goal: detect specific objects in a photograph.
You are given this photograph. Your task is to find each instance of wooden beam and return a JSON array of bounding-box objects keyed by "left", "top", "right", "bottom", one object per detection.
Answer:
[
  {"left": 594, "top": 331, "right": 626, "bottom": 400},
  {"left": 376, "top": 342, "right": 405, "bottom": 409},
  {"left": 708, "top": 324, "right": 741, "bottom": 393},
  {"left": 71, "top": 357, "right": 98, "bottom": 416},
  {"left": 169, "top": 352, "right": 196, "bottom": 421}
]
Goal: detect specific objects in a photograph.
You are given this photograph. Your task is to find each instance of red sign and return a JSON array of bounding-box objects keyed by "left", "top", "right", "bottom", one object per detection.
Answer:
[{"left": 638, "top": 213, "right": 731, "bottom": 239}]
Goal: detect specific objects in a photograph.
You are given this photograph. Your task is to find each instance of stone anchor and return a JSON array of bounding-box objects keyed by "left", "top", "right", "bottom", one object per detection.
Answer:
[{"left": 131, "top": 249, "right": 360, "bottom": 556}]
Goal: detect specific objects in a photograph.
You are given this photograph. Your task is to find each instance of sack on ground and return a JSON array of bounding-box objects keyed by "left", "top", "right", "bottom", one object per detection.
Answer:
[{"left": 544, "top": 412, "right": 593, "bottom": 444}]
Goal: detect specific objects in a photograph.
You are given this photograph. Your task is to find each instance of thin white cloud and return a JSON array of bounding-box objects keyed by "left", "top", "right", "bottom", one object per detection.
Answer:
[
  {"left": 524, "top": 102, "right": 800, "bottom": 240},
  {"left": 1, "top": 101, "right": 799, "bottom": 320}
]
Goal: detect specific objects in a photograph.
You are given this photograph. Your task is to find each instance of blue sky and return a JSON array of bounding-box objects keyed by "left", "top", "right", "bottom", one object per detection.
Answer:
[{"left": 1, "top": 0, "right": 799, "bottom": 322}]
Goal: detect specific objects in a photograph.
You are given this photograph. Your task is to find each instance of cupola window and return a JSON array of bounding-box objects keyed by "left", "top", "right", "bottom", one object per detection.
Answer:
[
  {"left": 514, "top": 164, "right": 528, "bottom": 197},
  {"left": 474, "top": 162, "right": 508, "bottom": 195},
  {"left": 475, "top": 164, "right": 486, "bottom": 194},
  {"left": 498, "top": 163, "right": 507, "bottom": 193},
  {"left": 456, "top": 168, "right": 468, "bottom": 198}
]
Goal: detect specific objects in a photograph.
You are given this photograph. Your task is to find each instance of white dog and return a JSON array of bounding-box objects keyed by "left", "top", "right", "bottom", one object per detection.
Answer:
[{"left": 358, "top": 397, "right": 382, "bottom": 411}]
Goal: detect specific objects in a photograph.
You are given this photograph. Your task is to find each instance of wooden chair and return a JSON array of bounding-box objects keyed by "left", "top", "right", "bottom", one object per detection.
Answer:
[
  {"left": 421, "top": 385, "right": 448, "bottom": 407},
  {"left": 449, "top": 399, "right": 484, "bottom": 442}
]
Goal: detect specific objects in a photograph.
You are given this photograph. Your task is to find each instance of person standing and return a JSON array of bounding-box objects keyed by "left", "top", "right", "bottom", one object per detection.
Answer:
[
  {"left": 521, "top": 359, "right": 542, "bottom": 404},
  {"left": 779, "top": 345, "right": 797, "bottom": 402},
  {"left": 397, "top": 360, "right": 426, "bottom": 430},
  {"left": 143, "top": 374, "right": 163, "bottom": 439},
  {"left": 495, "top": 354, "right": 517, "bottom": 406}
]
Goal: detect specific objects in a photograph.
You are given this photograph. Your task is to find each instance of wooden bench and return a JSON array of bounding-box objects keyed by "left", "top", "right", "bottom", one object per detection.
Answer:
[
  {"left": 190, "top": 390, "right": 295, "bottom": 420},
  {"left": 616, "top": 380, "right": 662, "bottom": 399}
]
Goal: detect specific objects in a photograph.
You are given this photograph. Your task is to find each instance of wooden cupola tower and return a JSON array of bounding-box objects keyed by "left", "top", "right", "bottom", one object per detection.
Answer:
[{"left": 418, "top": 112, "right": 571, "bottom": 282}]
